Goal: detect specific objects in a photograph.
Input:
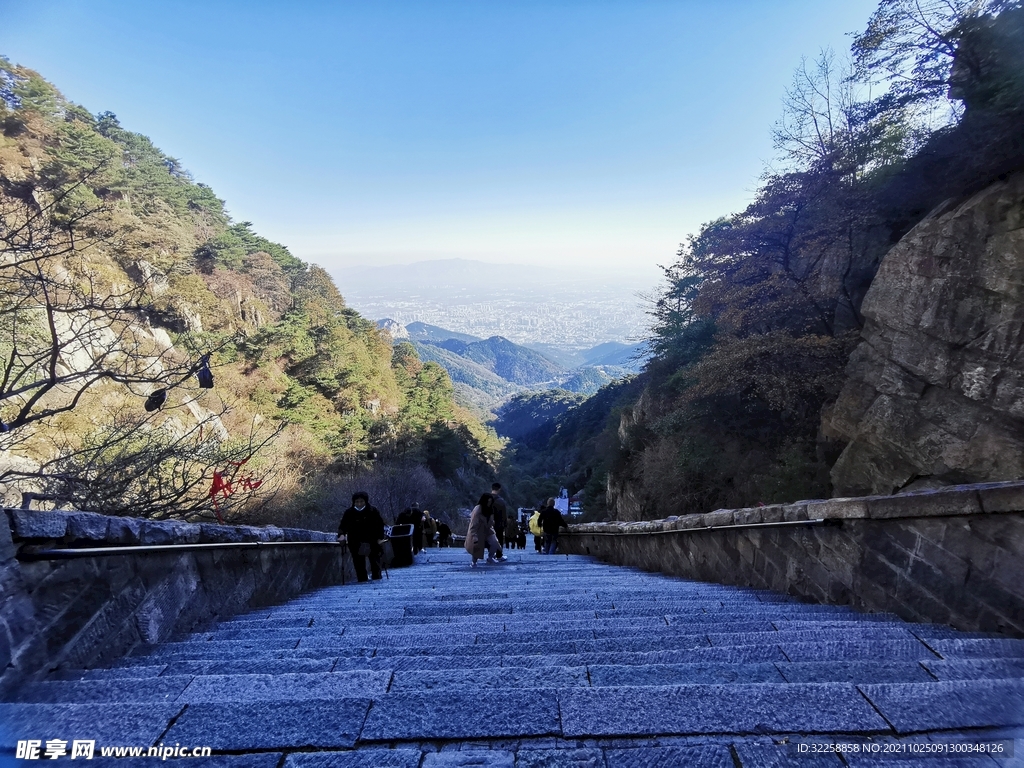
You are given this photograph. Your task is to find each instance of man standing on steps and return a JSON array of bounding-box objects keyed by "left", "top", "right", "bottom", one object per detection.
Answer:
[
  {"left": 338, "top": 492, "right": 387, "bottom": 582},
  {"left": 538, "top": 497, "right": 569, "bottom": 555},
  {"left": 491, "top": 483, "right": 509, "bottom": 549}
]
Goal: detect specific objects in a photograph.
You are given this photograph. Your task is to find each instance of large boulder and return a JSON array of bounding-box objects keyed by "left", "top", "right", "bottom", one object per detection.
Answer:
[{"left": 825, "top": 171, "right": 1024, "bottom": 495}]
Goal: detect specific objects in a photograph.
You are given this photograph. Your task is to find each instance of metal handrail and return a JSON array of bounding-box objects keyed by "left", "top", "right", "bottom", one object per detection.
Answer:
[
  {"left": 18, "top": 524, "right": 417, "bottom": 560},
  {"left": 567, "top": 517, "right": 838, "bottom": 536},
  {"left": 17, "top": 540, "right": 342, "bottom": 561}
]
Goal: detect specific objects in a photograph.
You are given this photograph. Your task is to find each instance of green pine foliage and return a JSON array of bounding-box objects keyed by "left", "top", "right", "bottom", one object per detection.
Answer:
[{"left": 0, "top": 57, "right": 495, "bottom": 521}]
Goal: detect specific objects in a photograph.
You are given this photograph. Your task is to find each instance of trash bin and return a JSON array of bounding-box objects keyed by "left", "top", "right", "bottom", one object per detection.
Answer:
[{"left": 388, "top": 523, "right": 414, "bottom": 567}]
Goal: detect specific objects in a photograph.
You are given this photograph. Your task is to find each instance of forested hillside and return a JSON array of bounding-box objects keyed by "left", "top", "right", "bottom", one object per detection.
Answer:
[
  {"left": 0, "top": 59, "right": 497, "bottom": 528},
  {"left": 501, "top": 0, "right": 1024, "bottom": 521}
]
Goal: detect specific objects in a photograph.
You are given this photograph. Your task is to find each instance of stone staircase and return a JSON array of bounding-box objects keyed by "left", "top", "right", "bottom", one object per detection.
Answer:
[{"left": 2, "top": 548, "right": 1023, "bottom": 766}]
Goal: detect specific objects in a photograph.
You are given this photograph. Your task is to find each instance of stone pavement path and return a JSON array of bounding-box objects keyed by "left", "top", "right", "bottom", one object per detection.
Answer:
[{"left": 2, "top": 548, "right": 1024, "bottom": 767}]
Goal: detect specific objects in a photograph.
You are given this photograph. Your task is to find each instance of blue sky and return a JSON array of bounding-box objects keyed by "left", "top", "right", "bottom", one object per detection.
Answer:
[{"left": 2, "top": 0, "right": 879, "bottom": 281}]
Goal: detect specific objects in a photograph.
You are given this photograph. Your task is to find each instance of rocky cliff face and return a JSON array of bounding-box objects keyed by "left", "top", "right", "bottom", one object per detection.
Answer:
[{"left": 825, "top": 171, "right": 1024, "bottom": 496}]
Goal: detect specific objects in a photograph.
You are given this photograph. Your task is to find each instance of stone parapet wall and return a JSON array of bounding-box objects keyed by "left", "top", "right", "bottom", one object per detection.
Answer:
[
  {"left": 563, "top": 481, "right": 1024, "bottom": 637},
  {"left": 0, "top": 510, "right": 346, "bottom": 693}
]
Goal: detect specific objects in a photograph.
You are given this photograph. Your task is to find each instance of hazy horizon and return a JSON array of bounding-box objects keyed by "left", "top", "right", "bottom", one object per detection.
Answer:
[{"left": 333, "top": 257, "right": 652, "bottom": 347}]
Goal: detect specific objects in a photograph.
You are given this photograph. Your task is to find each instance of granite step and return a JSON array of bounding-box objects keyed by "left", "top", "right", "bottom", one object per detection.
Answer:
[{"left": 9, "top": 547, "right": 1021, "bottom": 764}]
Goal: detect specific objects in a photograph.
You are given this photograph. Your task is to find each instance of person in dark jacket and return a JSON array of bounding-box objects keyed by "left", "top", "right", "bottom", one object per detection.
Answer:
[
  {"left": 491, "top": 483, "right": 509, "bottom": 547},
  {"left": 538, "top": 497, "right": 569, "bottom": 555},
  {"left": 437, "top": 522, "right": 452, "bottom": 547},
  {"left": 337, "top": 491, "right": 387, "bottom": 582},
  {"left": 409, "top": 503, "right": 425, "bottom": 554},
  {"left": 505, "top": 516, "right": 519, "bottom": 549}
]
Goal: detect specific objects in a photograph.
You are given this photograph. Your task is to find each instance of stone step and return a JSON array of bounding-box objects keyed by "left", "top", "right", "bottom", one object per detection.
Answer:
[
  {"left": 558, "top": 683, "right": 891, "bottom": 737},
  {"left": 587, "top": 662, "right": 786, "bottom": 686},
  {"left": 339, "top": 616, "right": 672, "bottom": 633},
  {"left": 857, "top": 679, "right": 1024, "bottom": 733},
  {"left": 778, "top": 639, "right": 939, "bottom": 662},
  {"left": 388, "top": 666, "right": 590, "bottom": 691},
  {"left": 187, "top": 620, "right": 847, "bottom": 645},
  {"left": 14, "top": 675, "right": 195, "bottom": 704},
  {"left": 926, "top": 638, "right": 1024, "bottom": 659},
  {"left": 773, "top": 661, "right": 935, "bottom": 684},
  {"left": 45, "top": 664, "right": 169, "bottom": 682},
  {"left": 12, "top": 547, "right": 1016, "bottom": 759},
  {"left": 921, "top": 658, "right": 1024, "bottom": 680}
]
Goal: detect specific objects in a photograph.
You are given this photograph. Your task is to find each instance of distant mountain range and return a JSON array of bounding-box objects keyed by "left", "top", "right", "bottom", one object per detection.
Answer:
[{"left": 379, "top": 318, "right": 649, "bottom": 414}]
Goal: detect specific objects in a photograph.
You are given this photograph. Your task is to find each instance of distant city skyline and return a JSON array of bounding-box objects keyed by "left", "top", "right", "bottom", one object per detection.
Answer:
[
  {"left": 2, "top": 1, "right": 878, "bottom": 280},
  {"left": 334, "top": 258, "right": 650, "bottom": 346}
]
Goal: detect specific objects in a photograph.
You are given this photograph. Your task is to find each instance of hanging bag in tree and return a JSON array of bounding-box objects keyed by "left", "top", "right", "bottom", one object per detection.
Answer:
[
  {"left": 144, "top": 388, "right": 167, "bottom": 412},
  {"left": 196, "top": 354, "right": 214, "bottom": 389}
]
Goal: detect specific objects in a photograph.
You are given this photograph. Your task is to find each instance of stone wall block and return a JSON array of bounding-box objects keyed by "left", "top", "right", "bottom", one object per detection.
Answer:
[
  {"left": 259, "top": 547, "right": 274, "bottom": 575},
  {"left": 991, "top": 546, "right": 1024, "bottom": 595},
  {"left": 57, "top": 579, "right": 147, "bottom": 669},
  {"left": 107, "top": 516, "right": 143, "bottom": 545},
  {"left": 760, "top": 506, "right": 785, "bottom": 524},
  {"left": 899, "top": 574, "right": 957, "bottom": 624},
  {"left": 137, "top": 521, "right": 176, "bottom": 545},
  {"left": 134, "top": 559, "right": 200, "bottom": 643},
  {"left": 969, "top": 513, "right": 1024, "bottom": 551},
  {"left": 979, "top": 482, "right": 1024, "bottom": 513},
  {"left": 30, "top": 559, "right": 101, "bottom": 625},
  {"left": 867, "top": 488, "right": 981, "bottom": 519},
  {"left": 65, "top": 512, "right": 110, "bottom": 542},
  {"left": 8, "top": 510, "right": 68, "bottom": 539},
  {"left": 733, "top": 508, "right": 763, "bottom": 526},
  {"left": 39, "top": 580, "right": 114, "bottom": 659},
  {"left": 806, "top": 499, "right": 869, "bottom": 520},
  {"left": 2, "top": 593, "right": 38, "bottom": 648},
  {"left": 170, "top": 521, "right": 201, "bottom": 544},
  {"left": 782, "top": 504, "right": 809, "bottom": 522},
  {"left": 236, "top": 526, "right": 263, "bottom": 542},
  {"left": 703, "top": 510, "right": 734, "bottom": 527},
  {"left": 199, "top": 524, "right": 244, "bottom": 543},
  {"left": 938, "top": 521, "right": 997, "bottom": 574}
]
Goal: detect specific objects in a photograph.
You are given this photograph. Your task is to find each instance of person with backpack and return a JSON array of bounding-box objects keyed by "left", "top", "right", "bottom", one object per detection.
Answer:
[
  {"left": 423, "top": 510, "right": 439, "bottom": 548},
  {"left": 538, "top": 497, "right": 569, "bottom": 555},
  {"left": 337, "top": 491, "right": 387, "bottom": 582},
  {"left": 529, "top": 508, "right": 543, "bottom": 552}
]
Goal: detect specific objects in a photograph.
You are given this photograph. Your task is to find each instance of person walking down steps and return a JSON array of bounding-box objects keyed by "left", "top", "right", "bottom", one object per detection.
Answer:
[
  {"left": 539, "top": 497, "right": 569, "bottom": 555},
  {"left": 490, "top": 482, "right": 509, "bottom": 549},
  {"left": 465, "top": 493, "right": 507, "bottom": 568},
  {"left": 337, "top": 492, "right": 387, "bottom": 582},
  {"left": 410, "top": 503, "right": 425, "bottom": 555}
]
